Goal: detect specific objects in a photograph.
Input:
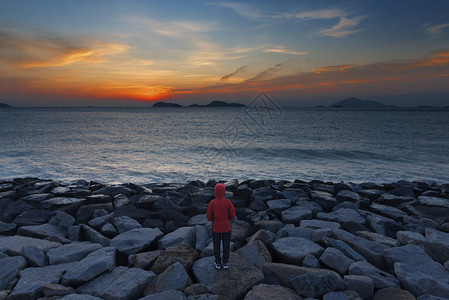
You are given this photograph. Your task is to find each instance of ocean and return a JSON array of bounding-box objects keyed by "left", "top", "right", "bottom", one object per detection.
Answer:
[{"left": 1, "top": 105, "right": 448, "bottom": 184}]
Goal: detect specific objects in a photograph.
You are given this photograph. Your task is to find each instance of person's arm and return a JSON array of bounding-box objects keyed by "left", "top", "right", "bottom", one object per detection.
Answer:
[
  {"left": 228, "top": 201, "right": 236, "bottom": 220},
  {"left": 206, "top": 202, "right": 213, "bottom": 222}
]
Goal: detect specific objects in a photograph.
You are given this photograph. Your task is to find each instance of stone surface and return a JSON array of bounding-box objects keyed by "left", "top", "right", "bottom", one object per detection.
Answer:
[
  {"left": 300, "top": 219, "right": 341, "bottom": 230},
  {"left": 355, "top": 231, "right": 400, "bottom": 247},
  {"left": 0, "top": 256, "right": 28, "bottom": 290},
  {"left": 317, "top": 208, "right": 365, "bottom": 224},
  {"left": 195, "top": 225, "right": 210, "bottom": 252},
  {"left": 17, "top": 223, "right": 69, "bottom": 243},
  {"left": 192, "top": 253, "right": 264, "bottom": 300},
  {"left": 13, "top": 209, "right": 53, "bottom": 226},
  {"left": 22, "top": 245, "right": 47, "bottom": 267},
  {"left": 113, "top": 216, "right": 142, "bottom": 233},
  {"left": 344, "top": 275, "right": 374, "bottom": 300},
  {"left": 244, "top": 284, "right": 300, "bottom": 300},
  {"left": 60, "top": 294, "right": 104, "bottom": 300},
  {"left": 157, "top": 226, "right": 196, "bottom": 249},
  {"left": 231, "top": 220, "right": 253, "bottom": 243},
  {"left": 47, "top": 241, "right": 102, "bottom": 264},
  {"left": 129, "top": 250, "right": 162, "bottom": 269},
  {"left": 42, "top": 283, "right": 76, "bottom": 298},
  {"left": 151, "top": 244, "right": 199, "bottom": 274},
  {"left": 319, "top": 247, "right": 355, "bottom": 275},
  {"left": 77, "top": 266, "right": 156, "bottom": 300},
  {"left": 348, "top": 261, "right": 400, "bottom": 289},
  {"left": 88, "top": 212, "right": 114, "bottom": 229},
  {"left": 281, "top": 206, "right": 312, "bottom": 224},
  {"left": 373, "top": 286, "right": 415, "bottom": 300},
  {"left": 140, "top": 289, "right": 187, "bottom": 300},
  {"left": 0, "top": 235, "right": 61, "bottom": 256},
  {"left": 0, "top": 221, "right": 16, "bottom": 235},
  {"left": 418, "top": 196, "right": 449, "bottom": 208},
  {"left": 62, "top": 247, "right": 116, "bottom": 286},
  {"left": 81, "top": 224, "right": 110, "bottom": 246},
  {"left": 110, "top": 227, "right": 163, "bottom": 255},
  {"left": 49, "top": 211, "right": 76, "bottom": 230},
  {"left": 271, "top": 237, "right": 324, "bottom": 265},
  {"left": 310, "top": 191, "right": 338, "bottom": 211},
  {"left": 236, "top": 240, "right": 272, "bottom": 267},
  {"left": 184, "top": 283, "right": 210, "bottom": 296},
  {"left": 302, "top": 253, "right": 320, "bottom": 268},
  {"left": 394, "top": 262, "right": 449, "bottom": 298},
  {"left": 396, "top": 230, "right": 426, "bottom": 245},
  {"left": 145, "top": 262, "right": 193, "bottom": 294},
  {"left": 324, "top": 237, "right": 366, "bottom": 262}
]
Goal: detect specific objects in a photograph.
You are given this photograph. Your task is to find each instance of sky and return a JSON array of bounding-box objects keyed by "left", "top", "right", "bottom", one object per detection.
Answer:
[{"left": 0, "top": 0, "right": 449, "bottom": 107}]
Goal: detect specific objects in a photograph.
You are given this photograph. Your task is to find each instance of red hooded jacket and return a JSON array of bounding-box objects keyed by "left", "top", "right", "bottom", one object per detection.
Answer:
[{"left": 206, "top": 183, "right": 236, "bottom": 233}]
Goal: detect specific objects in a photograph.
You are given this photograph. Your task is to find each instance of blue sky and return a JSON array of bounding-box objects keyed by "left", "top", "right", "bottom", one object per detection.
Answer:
[{"left": 1, "top": 0, "right": 448, "bottom": 106}]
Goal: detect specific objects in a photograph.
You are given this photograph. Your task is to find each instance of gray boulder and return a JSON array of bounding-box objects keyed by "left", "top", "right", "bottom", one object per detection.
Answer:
[
  {"left": 231, "top": 220, "right": 254, "bottom": 243},
  {"left": 13, "top": 209, "right": 53, "bottom": 226},
  {"left": 281, "top": 206, "right": 312, "bottom": 224},
  {"left": 396, "top": 230, "right": 426, "bottom": 245},
  {"left": 244, "top": 284, "right": 300, "bottom": 300},
  {"left": 88, "top": 212, "right": 114, "bottom": 229},
  {"left": 344, "top": 275, "right": 374, "bottom": 300},
  {"left": 266, "top": 199, "right": 292, "bottom": 213},
  {"left": 193, "top": 253, "right": 264, "bottom": 300},
  {"left": 140, "top": 289, "right": 186, "bottom": 300},
  {"left": 93, "top": 185, "right": 135, "bottom": 197},
  {"left": 0, "top": 235, "right": 61, "bottom": 256},
  {"left": 289, "top": 267, "right": 345, "bottom": 298},
  {"left": 113, "top": 216, "right": 142, "bottom": 233},
  {"left": 81, "top": 224, "right": 110, "bottom": 246},
  {"left": 145, "top": 262, "right": 193, "bottom": 294},
  {"left": 60, "top": 294, "right": 103, "bottom": 300},
  {"left": 17, "top": 223, "right": 69, "bottom": 243},
  {"left": 302, "top": 254, "right": 320, "bottom": 268},
  {"left": 41, "top": 197, "right": 88, "bottom": 209},
  {"left": 189, "top": 214, "right": 209, "bottom": 226},
  {"left": 62, "top": 247, "right": 116, "bottom": 286},
  {"left": 22, "top": 245, "right": 47, "bottom": 267},
  {"left": 195, "top": 225, "right": 210, "bottom": 252},
  {"left": 77, "top": 266, "right": 156, "bottom": 300},
  {"left": 300, "top": 219, "right": 341, "bottom": 230},
  {"left": 271, "top": 237, "right": 324, "bottom": 265},
  {"left": 336, "top": 190, "right": 361, "bottom": 203},
  {"left": 418, "top": 196, "right": 449, "bottom": 208},
  {"left": 355, "top": 231, "right": 400, "bottom": 247},
  {"left": 49, "top": 211, "right": 75, "bottom": 230},
  {"left": 111, "top": 227, "right": 164, "bottom": 255},
  {"left": 370, "top": 203, "right": 408, "bottom": 221},
  {"left": 310, "top": 191, "right": 338, "bottom": 211},
  {"left": 47, "top": 241, "right": 102, "bottom": 264},
  {"left": 348, "top": 261, "right": 400, "bottom": 289},
  {"left": 151, "top": 244, "right": 198, "bottom": 274},
  {"left": 157, "top": 226, "right": 196, "bottom": 249},
  {"left": 319, "top": 247, "right": 355, "bottom": 275},
  {"left": 42, "top": 283, "right": 76, "bottom": 298},
  {"left": 316, "top": 208, "right": 365, "bottom": 224},
  {"left": 236, "top": 240, "right": 272, "bottom": 267},
  {"left": 394, "top": 262, "right": 449, "bottom": 298},
  {"left": 324, "top": 237, "right": 366, "bottom": 262},
  {"left": 0, "top": 220, "right": 16, "bottom": 235},
  {"left": 0, "top": 256, "right": 27, "bottom": 290},
  {"left": 372, "top": 286, "right": 415, "bottom": 300},
  {"left": 129, "top": 250, "right": 162, "bottom": 269}
]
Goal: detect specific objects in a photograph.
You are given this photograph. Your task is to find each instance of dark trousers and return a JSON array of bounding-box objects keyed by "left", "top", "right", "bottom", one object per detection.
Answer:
[{"left": 212, "top": 231, "right": 231, "bottom": 264}]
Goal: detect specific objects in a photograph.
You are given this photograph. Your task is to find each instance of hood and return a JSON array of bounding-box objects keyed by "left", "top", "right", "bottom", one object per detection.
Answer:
[{"left": 214, "top": 183, "right": 225, "bottom": 200}]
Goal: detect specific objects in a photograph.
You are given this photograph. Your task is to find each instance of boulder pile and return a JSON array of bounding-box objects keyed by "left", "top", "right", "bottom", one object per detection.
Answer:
[{"left": 1, "top": 177, "right": 449, "bottom": 299}]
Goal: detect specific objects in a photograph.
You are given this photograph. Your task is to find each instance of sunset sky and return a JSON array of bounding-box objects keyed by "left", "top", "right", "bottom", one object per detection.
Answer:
[{"left": 1, "top": 0, "right": 449, "bottom": 106}]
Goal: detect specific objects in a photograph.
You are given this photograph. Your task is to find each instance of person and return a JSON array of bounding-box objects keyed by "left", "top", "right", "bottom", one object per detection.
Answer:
[{"left": 206, "top": 183, "right": 236, "bottom": 270}]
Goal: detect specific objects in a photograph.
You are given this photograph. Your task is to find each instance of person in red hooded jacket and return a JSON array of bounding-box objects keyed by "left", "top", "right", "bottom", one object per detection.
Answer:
[{"left": 206, "top": 183, "right": 236, "bottom": 269}]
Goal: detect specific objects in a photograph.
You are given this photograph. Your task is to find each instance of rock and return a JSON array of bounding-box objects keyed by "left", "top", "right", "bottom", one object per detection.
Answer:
[
  {"left": 195, "top": 225, "right": 210, "bottom": 252},
  {"left": 129, "top": 250, "right": 162, "bottom": 269},
  {"left": 316, "top": 208, "right": 365, "bottom": 224},
  {"left": 77, "top": 266, "right": 155, "bottom": 300},
  {"left": 266, "top": 199, "right": 292, "bottom": 213},
  {"left": 93, "top": 185, "right": 135, "bottom": 197},
  {"left": 42, "top": 283, "right": 76, "bottom": 297},
  {"left": 0, "top": 256, "right": 27, "bottom": 290},
  {"left": 101, "top": 222, "right": 117, "bottom": 237},
  {"left": 276, "top": 188, "right": 309, "bottom": 202},
  {"left": 324, "top": 237, "right": 366, "bottom": 262},
  {"left": 68, "top": 225, "right": 81, "bottom": 241},
  {"left": 49, "top": 211, "right": 75, "bottom": 230},
  {"left": 370, "top": 203, "right": 408, "bottom": 221},
  {"left": 41, "top": 197, "right": 88, "bottom": 210},
  {"left": 249, "top": 198, "right": 267, "bottom": 211},
  {"left": 60, "top": 294, "right": 103, "bottom": 300},
  {"left": 236, "top": 240, "right": 272, "bottom": 267},
  {"left": 113, "top": 216, "right": 142, "bottom": 233},
  {"left": 86, "top": 194, "right": 112, "bottom": 204},
  {"left": 373, "top": 286, "right": 415, "bottom": 300},
  {"left": 336, "top": 190, "right": 361, "bottom": 203},
  {"left": 111, "top": 227, "right": 164, "bottom": 255},
  {"left": 152, "top": 244, "right": 199, "bottom": 274},
  {"left": 425, "top": 228, "right": 449, "bottom": 246},
  {"left": 282, "top": 226, "right": 313, "bottom": 239},
  {"left": 22, "top": 245, "right": 47, "bottom": 267},
  {"left": 140, "top": 289, "right": 187, "bottom": 300},
  {"left": 348, "top": 261, "right": 400, "bottom": 289},
  {"left": 355, "top": 231, "right": 400, "bottom": 247},
  {"left": 17, "top": 223, "right": 69, "bottom": 243},
  {"left": 302, "top": 253, "right": 320, "bottom": 268},
  {"left": 145, "top": 262, "right": 193, "bottom": 294},
  {"left": 81, "top": 224, "right": 110, "bottom": 247},
  {"left": 76, "top": 203, "right": 114, "bottom": 224},
  {"left": 300, "top": 219, "right": 341, "bottom": 230},
  {"left": 331, "top": 229, "right": 389, "bottom": 269},
  {"left": 189, "top": 214, "right": 209, "bottom": 226},
  {"left": 396, "top": 230, "right": 426, "bottom": 245},
  {"left": 0, "top": 235, "right": 61, "bottom": 256},
  {"left": 322, "top": 290, "right": 362, "bottom": 300},
  {"left": 13, "top": 209, "right": 53, "bottom": 226},
  {"left": 254, "top": 220, "right": 283, "bottom": 233},
  {"left": 247, "top": 229, "right": 274, "bottom": 245},
  {"left": 310, "top": 191, "right": 338, "bottom": 211},
  {"left": 114, "top": 194, "right": 131, "bottom": 208},
  {"left": 88, "top": 212, "right": 114, "bottom": 229},
  {"left": 394, "top": 262, "right": 449, "bottom": 298},
  {"left": 244, "top": 284, "right": 300, "bottom": 300},
  {"left": 157, "top": 226, "right": 196, "bottom": 249},
  {"left": 193, "top": 253, "right": 264, "bottom": 300},
  {"left": 281, "top": 206, "right": 312, "bottom": 224},
  {"left": 185, "top": 283, "right": 210, "bottom": 296},
  {"left": 5, "top": 200, "right": 32, "bottom": 216},
  {"left": 365, "top": 211, "right": 402, "bottom": 238},
  {"left": 312, "top": 183, "right": 334, "bottom": 194},
  {"left": 0, "top": 221, "right": 16, "bottom": 235},
  {"left": 8, "top": 262, "right": 76, "bottom": 300},
  {"left": 409, "top": 239, "right": 449, "bottom": 265},
  {"left": 200, "top": 241, "right": 235, "bottom": 258},
  {"left": 384, "top": 244, "right": 449, "bottom": 282},
  {"left": 62, "top": 247, "right": 115, "bottom": 286},
  {"left": 319, "top": 247, "right": 355, "bottom": 275},
  {"left": 418, "top": 196, "right": 449, "bottom": 208},
  {"left": 271, "top": 237, "right": 324, "bottom": 265},
  {"left": 377, "top": 194, "right": 414, "bottom": 206},
  {"left": 134, "top": 194, "right": 163, "bottom": 209},
  {"left": 344, "top": 275, "right": 374, "bottom": 300}
]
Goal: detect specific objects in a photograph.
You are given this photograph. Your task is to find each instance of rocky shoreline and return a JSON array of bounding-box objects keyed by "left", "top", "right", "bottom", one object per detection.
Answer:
[{"left": 1, "top": 177, "right": 449, "bottom": 300}]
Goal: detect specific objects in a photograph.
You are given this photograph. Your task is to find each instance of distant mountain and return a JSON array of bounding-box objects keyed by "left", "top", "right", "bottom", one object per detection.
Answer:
[
  {"left": 152, "top": 101, "right": 182, "bottom": 107},
  {"left": 329, "top": 97, "right": 395, "bottom": 109},
  {"left": 189, "top": 100, "right": 246, "bottom": 107},
  {"left": 0, "top": 103, "right": 12, "bottom": 108}
]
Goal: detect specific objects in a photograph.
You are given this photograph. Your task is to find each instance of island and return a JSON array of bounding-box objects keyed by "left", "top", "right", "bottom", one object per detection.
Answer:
[
  {"left": 329, "top": 97, "right": 396, "bottom": 109},
  {"left": 0, "top": 103, "right": 12, "bottom": 108},
  {"left": 152, "top": 100, "right": 246, "bottom": 108},
  {"left": 151, "top": 102, "right": 183, "bottom": 107}
]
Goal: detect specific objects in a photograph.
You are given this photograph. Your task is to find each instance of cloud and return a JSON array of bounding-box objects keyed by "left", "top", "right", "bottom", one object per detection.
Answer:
[
  {"left": 0, "top": 29, "right": 129, "bottom": 68},
  {"left": 314, "top": 64, "right": 357, "bottom": 74},
  {"left": 290, "top": 8, "right": 364, "bottom": 38},
  {"left": 249, "top": 62, "right": 287, "bottom": 81},
  {"left": 212, "top": 2, "right": 265, "bottom": 20},
  {"left": 221, "top": 65, "right": 249, "bottom": 81},
  {"left": 425, "top": 23, "right": 449, "bottom": 37},
  {"left": 264, "top": 46, "right": 309, "bottom": 55}
]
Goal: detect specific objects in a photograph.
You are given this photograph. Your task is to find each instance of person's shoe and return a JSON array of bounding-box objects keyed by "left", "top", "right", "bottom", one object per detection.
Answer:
[
  {"left": 215, "top": 262, "right": 221, "bottom": 270},
  {"left": 222, "top": 263, "right": 229, "bottom": 269}
]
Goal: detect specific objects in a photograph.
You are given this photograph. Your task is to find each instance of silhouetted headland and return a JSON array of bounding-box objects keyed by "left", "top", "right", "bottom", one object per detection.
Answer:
[
  {"left": 330, "top": 97, "right": 396, "bottom": 109},
  {"left": 0, "top": 103, "right": 12, "bottom": 108},
  {"left": 152, "top": 100, "right": 246, "bottom": 108}
]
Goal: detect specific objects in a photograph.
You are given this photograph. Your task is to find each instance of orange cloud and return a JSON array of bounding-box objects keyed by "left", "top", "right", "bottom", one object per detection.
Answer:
[{"left": 314, "top": 64, "right": 357, "bottom": 74}]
